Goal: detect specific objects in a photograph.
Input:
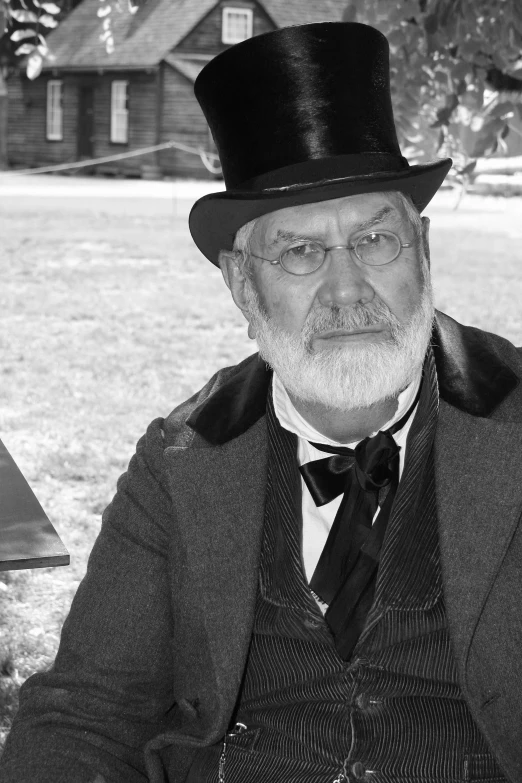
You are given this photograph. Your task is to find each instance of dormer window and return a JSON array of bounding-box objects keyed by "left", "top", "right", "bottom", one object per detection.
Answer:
[{"left": 222, "top": 7, "right": 253, "bottom": 44}]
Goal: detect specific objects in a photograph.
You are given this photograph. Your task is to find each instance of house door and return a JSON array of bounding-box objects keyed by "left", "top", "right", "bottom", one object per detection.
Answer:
[{"left": 78, "top": 86, "right": 94, "bottom": 159}]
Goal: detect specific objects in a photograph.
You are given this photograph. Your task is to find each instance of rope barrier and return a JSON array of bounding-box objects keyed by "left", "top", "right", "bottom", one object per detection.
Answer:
[
  {"left": 199, "top": 149, "right": 223, "bottom": 175},
  {"left": 0, "top": 139, "right": 222, "bottom": 177}
]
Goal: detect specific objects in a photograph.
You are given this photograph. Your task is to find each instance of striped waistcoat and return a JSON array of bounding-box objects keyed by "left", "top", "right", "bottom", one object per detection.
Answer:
[{"left": 195, "top": 353, "right": 508, "bottom": 783}]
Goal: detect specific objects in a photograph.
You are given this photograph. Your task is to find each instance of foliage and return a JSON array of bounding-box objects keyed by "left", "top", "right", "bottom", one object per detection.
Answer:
[
  {"left": 348, "top": 0, "right": 522, "bottom": 177},
  {"left": 1, "top": 0, "right": 139, "bottom": 78},
  {"left": 1, "top": 0, "right": 61, "bottom": 79}
]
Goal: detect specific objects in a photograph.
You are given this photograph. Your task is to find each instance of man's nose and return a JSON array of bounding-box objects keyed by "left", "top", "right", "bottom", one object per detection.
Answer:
[{"left": 316, "top": 248, "right": 375, "bottom": 308}]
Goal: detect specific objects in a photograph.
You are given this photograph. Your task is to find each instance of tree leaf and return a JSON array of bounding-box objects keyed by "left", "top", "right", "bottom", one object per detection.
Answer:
[
  {"left": 15, "top": 42, "right": 36, "bottom": 55},
  {"left": 9, "top": 9, "right": 39, "bottom": 22},
  {"left": 461, "top": 159, "right": 477, "bottom": 175},
  {"left": 469, "top": 116, "right": 505, "bottom": 158},
  {"left": 38, "top": 13, "right": 58, "bottom": 27},
  {"left": 387, "top": 28, "right": 407, "bottom": 47},
  {"left": 10, "top": 28, "right": 37, "bottom": 42},
  {"left": 487, "top": 101, "right": 515, "bottom": 119},
  {"left": 451, "top": 60, "right": 471, "bottom": 81},
  {"left": 402, "top": 0, "right": 421, "bottom": 17},
  {"left": 424, "top": 13, "right": 438, "bottom": 34},
  {"left": 26, "top": 52, "right": 43, "bottom": 80},
  {"left": 434, "top": 70, "right": 449, "bottom": 84},
  {"left": 458, "top": 38, "right": 482, "bottom": 57},
  {"left": 342, "top": 2, "right": 357, "bottom": 22},
  {"left": 39, "top": 2, "right": 61, "bottom": 13}
]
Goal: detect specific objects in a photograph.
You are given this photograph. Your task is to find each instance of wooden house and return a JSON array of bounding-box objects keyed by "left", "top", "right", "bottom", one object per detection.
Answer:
[{"left": 6, "top": 0, "right": 349, "bottom": 178}]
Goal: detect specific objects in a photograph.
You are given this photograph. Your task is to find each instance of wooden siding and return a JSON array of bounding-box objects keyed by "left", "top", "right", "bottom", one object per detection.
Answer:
[
  {"left": 90, "top": 71, "right": 158, "bottom": 174},
  {"left": 7, "top": 0, "right": 277, "bottom": 178},
  {"left": 158, "top": 62, "right": 215, "bottom": 178},
  {"left": 7, "top": 74, "right": 78, "bottom": 168},
  {"left": 7, "top": 71, "right": 158, "bottom": 175},
  {"left": 176, "top": 0, "right": 275, "bottom": 55}
]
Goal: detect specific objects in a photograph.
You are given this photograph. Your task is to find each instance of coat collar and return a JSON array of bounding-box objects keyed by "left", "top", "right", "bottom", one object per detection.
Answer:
[{"left": 187, "top": 310, "right": 520, "bottom": 444}]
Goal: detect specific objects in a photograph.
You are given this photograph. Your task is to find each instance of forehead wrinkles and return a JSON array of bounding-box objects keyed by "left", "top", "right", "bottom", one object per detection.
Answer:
[{"left": 262, "top": 204, "right": 403, "bottom": 250}]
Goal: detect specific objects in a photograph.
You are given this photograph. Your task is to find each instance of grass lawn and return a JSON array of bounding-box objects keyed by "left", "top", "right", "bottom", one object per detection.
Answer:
[{"left": 0, "top": 183, "right": 521, "bottom": 748}]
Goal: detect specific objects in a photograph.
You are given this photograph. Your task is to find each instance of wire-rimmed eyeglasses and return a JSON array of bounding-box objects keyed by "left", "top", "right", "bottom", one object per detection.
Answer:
[{"left": 247, "top": 230, "right": 413, "bottom": 276}]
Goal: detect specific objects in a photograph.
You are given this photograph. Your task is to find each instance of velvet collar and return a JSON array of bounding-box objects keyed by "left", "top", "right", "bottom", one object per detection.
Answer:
[{"left": 187, "top": 311, "right": 519, "bottom": 446}]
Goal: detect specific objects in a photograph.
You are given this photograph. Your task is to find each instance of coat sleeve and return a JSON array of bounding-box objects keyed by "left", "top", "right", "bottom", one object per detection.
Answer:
[{"left": 0, "top": 417, "right": 180, "bottom": 783}]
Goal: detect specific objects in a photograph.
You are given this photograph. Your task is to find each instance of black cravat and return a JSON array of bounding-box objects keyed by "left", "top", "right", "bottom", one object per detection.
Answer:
[{"left": 299, "top": 395, "right": 418, "bottom": 659}]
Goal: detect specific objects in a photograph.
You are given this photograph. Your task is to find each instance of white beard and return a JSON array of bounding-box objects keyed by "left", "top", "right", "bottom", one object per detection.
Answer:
[{"left": 244, "top": 275, "right": 435, "bottom": 411}]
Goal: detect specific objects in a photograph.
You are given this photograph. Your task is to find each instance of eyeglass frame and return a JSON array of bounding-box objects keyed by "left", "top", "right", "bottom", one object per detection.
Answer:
[{"left": 245, "top": 230, "right": 413, "bottom": 276}]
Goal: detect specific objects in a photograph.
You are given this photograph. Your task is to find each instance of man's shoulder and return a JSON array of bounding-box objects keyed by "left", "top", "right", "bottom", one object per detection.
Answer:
[
  {"left": 463, "top": 320, "right": 522, "bottom": 371},
  {"left": 464, "top": 319, "right": 522, "bottom": 363},
  {"left": 434, "top": 311, "right": 522, "bottom": 419},
  {"left": 436, "top": 310, "right": 522, "bottom": 370},
  {"left": 161, "top": 352, "right": 260, "bottom": 448}
]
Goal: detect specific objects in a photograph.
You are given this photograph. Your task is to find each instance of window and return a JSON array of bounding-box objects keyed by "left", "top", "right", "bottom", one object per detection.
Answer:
[
  {"left": 222, "top": 7, "right": 253, "bottom": 44},
  {"left": 110, "top": 80, "right": 129, "bottom": 144},
  {"left": 46, "top": 80, "right": 63, "bottom": 141}
]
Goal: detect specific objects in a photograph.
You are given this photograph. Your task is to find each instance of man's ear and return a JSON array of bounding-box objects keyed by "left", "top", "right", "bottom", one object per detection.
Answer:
[
  {"left": 420, "top": 216, "right": 430, "bottom": 269},
  {"left": 218, "top": 250, "right": 251, "bottom": 318}
]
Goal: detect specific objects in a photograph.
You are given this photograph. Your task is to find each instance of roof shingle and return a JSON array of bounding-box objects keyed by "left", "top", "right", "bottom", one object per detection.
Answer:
[{"left": 43, "top": 0, "right": 349, "bottom": 70}]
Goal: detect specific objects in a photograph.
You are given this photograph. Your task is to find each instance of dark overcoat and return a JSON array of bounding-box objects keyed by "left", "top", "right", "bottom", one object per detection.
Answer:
[{"left": 1, "top": 311, "right": 522, "bottom": 783}]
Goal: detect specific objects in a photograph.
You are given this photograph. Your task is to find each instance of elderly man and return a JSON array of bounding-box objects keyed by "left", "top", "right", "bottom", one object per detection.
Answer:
[{"left": 2, "top": 20, "right": 522, "bottom": 783}]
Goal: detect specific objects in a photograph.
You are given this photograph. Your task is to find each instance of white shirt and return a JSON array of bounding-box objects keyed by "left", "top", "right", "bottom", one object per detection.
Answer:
[{"left": 272, "top": 372, "right": 421, "bottom": 585}]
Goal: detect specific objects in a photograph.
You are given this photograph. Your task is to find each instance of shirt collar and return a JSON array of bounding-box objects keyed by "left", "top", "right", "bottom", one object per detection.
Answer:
[{"left": 272, "top": 370, "right": 422, "bottom": 448}]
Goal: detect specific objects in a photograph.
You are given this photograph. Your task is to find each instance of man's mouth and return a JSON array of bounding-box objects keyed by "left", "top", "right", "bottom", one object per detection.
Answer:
[{"left": 314, "top": 325, "right": 387, "bottom": 340}]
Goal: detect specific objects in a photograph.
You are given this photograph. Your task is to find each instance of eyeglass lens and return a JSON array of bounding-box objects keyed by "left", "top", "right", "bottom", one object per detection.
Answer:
[{"left": 280, "top": 231, "right": 402, "bottom": 275}]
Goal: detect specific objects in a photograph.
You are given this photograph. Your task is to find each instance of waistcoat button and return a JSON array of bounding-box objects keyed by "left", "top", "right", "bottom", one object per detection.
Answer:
[
  {"left": 304, "top": 616, "right": 322, "bottom": 630},
  {"left": 355, "top": 692, "right": 370, "bottom": 710},
  {"left": 351, "top": 761, "right": 366, "bottom": 780}
]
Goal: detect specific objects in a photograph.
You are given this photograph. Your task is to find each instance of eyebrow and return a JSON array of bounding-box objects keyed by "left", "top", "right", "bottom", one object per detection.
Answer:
[
  {"left": 268, "top": 229, "right": 309, "bottom": 248},
  {"left": 268, "top": 206, "right": 398, "bottom": 248},
  {"left": 354, "top": 206, "right": 396, "bottom": 233}
]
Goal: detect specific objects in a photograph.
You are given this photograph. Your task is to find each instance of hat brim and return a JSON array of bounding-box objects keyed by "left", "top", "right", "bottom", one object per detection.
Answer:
[{"left": 189, "top": 158, "right": 452, "bottom": 266}]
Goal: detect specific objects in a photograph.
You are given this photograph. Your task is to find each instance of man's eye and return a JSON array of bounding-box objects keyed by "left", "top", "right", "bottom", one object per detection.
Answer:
[
  {"left": 286, "top": 242, "right": 321, "bottom": 257},
  {"left": 358, "top": 232, "right": 385, "bottom": 245}
]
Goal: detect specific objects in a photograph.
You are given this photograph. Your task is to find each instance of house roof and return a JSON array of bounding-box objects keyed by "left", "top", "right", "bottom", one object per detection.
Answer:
[
  {"left": 262, "top": 0, "right": 349, "bottom": 28},
  {"left": 164, "top": 55, "right": 207, "bottom": 83},
  {"left": 42, "top": 0, "right": 349, "bottom": 71}
]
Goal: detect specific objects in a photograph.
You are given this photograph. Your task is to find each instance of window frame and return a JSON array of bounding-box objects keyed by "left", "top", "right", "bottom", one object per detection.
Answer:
[
  {"left": 221, "top": 7, "right": 254, "bottom": 45},
  {"left": 110, "top": 80, "right": 129, "bottom": 145},
  {"left": 46, "top": 79, "right": 63, "bottom": 141}
]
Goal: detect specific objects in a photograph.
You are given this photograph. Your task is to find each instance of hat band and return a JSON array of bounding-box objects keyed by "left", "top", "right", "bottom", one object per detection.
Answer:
[{"left": 234, "top": 153, "right": 410, "bottom": 193}]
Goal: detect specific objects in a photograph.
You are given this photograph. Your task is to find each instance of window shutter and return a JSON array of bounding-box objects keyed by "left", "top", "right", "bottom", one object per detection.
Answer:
[
  {"left": 46, "top": 80, "right": 63, "bottom": 141},
  {"left": 111, "top": 81, "right": 129, "bottom": 144}
]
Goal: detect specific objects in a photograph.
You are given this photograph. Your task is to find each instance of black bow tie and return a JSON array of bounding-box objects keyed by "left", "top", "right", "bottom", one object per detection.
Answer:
[
  {"left": 300, "top": 429, "right": 400, "bottom": 508},
  {"left": 298, "top": 392, "right": 420, "bottom": 660}
]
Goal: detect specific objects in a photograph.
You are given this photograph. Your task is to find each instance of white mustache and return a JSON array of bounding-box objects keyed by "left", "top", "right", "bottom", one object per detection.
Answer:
[{"left": 302, "top": 301, "right": 401, "bottom": 343}]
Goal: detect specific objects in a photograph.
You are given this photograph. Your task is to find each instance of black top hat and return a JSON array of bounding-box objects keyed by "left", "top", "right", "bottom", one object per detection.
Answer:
[{"left": 189, "top": 22, "right": 452, "bottom": 265}]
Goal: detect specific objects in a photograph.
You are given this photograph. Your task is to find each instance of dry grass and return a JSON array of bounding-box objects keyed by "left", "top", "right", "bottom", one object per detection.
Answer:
[{"left": 0, "top": 184, "right": 521, "bottom": 748}]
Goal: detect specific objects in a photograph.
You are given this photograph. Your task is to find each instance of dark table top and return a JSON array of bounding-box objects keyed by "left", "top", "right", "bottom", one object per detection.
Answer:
[{"left": 0, "top": 438, "right": 69, "bottom": 571}]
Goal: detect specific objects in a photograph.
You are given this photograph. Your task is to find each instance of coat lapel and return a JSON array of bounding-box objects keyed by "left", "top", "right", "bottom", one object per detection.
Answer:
[
  {"left": 163, "top": 416, "right": 267, "bottom": 740},
  {"left": 435, "top": 399, "right": 522, "bottom": 677}
]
